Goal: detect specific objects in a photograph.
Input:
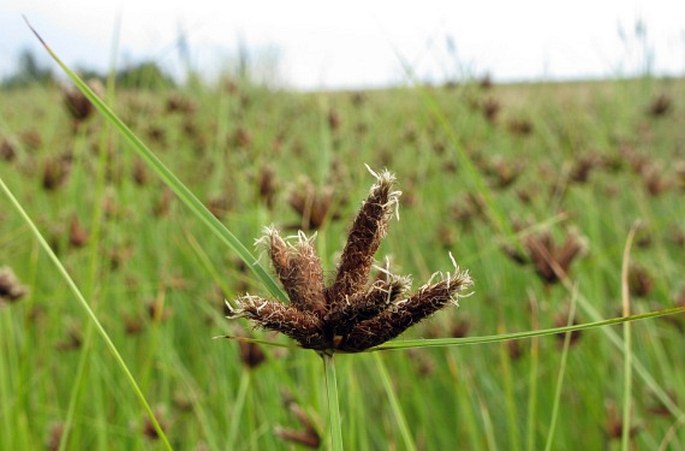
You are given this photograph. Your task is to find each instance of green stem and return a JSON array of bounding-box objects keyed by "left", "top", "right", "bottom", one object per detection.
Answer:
[
  {"left": 544, "top": 287, "right": 578, "bottom": 451},
  {"left": 526, "top": 295, "right": 540, "bottom": 451},
  {"left": 621, "top": 225, "right": 638, "bottom": 451},
  {"left": 373, "top": 353, "right": 417, "bottom": 451},
  {"left": 323, "top": 353, "right": 344, "bottom": 451},
  {"left": 227, "top": 370, "right": 251, "bottom": 448}
]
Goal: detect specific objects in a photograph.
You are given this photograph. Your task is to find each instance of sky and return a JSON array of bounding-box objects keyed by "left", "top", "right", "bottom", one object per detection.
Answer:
[{"left": 1, "top": 1, "right": 684, "bottom": 90}]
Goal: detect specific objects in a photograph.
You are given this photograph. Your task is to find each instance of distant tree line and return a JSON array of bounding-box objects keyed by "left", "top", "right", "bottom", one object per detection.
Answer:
[{"left": 1, "top": 48, "right": 175, "bottom": 90}]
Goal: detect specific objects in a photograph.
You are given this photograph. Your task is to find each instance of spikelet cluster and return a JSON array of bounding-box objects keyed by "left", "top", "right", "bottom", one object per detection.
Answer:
[{"left": 227, "top": 167, "right": 473, "bottom": 352}]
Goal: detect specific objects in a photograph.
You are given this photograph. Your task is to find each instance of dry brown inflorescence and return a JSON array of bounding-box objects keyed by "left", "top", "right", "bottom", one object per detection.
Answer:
[
  {"left": 226, "top": 167, "right": 473, "bottom": 353},
  {"left": 0, "top": 266, "right": 28, "bottom": 305},
  {"left": 504, "top": 229, "right": 587, "bottom": 285}
]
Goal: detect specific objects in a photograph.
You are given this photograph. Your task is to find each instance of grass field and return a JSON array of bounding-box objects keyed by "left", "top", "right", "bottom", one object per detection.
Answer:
[{"left": 1, "top": 71, "right": 685, "bottom": 450}]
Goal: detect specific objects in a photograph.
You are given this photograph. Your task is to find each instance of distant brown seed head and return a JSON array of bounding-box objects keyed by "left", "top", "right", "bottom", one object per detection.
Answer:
[
  {"left": 141, "top": 406, "right": 168, "bottom": 440},
  {"left": 648, "top": 93, "right": 672, "bottom": 117},
  {"left": 42, "top": 156, "right": 71, "bottom": 191},
  {"left": 275, "top": 392, "right": 321, "bottom": 448},
  {"left": 165, "top": 92, "right": 197, "bottom": 114},
  {"left": 257, "top": 165, "right": 278, "bottom": 209},
  {"left": 0, "top": 139, "right": 17, "bottom": 161},
  {"left": 288, "top": 180, "right": 341, "bottom": 230},
  {"left": 239, "top": 340, "right": 267, "bottom": 369},
  {"left": 69, "top": 215, "right": 89, "bottom": 248},
  {"left": 45, "top": 422, "right": 65, "bottom": 451},
  {"left": 554, "top": 312, "right": 582, "bottom": 346},
  {"left": 506, "top": 229, "right": 587, "bottom": 285},
  {"left": 482, "top": 97, "right": 500, "bottom": 123},
  {"left": 328, "top": 108, "right": 341, "bottom": 130},
  {"left": 628, "top": 264, "right": 653, "bottom": 298},
  {"left": 506, "top": 118, "right": 533, "bottom": 136},
  {"left": 21, "top": 129, "right": 42, "bottom": 151},
  {"left": 62, "top": 79, "right": 103, "bottom": 122},
  {"left": 605, "top": 401, "right": 639, "bottom": 440},
  {"left": 0, "top": 266, "right": 28, "bottom": 305}
]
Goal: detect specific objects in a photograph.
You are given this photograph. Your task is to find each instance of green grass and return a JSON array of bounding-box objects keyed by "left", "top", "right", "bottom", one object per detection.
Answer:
[{"left": 1, "top": 41, "right": 685, "bottom": 450}]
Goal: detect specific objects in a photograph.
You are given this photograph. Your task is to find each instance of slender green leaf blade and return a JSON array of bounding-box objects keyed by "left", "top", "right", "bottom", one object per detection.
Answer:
[{"left": 25, "top": 18, "right": 286, "bottom": 302}]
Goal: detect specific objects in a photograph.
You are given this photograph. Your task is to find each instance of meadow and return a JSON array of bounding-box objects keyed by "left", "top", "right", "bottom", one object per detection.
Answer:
[{"left": 1, "top": 70, "right": 684, "bottom": 450}]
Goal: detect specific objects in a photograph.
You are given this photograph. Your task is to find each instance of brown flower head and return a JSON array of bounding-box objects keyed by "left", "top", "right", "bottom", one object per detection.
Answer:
[
  {"left": 165, "top": 92, "right": 197, "bottom": 114},
  {"left": 256, "top": 164, "right": 279, "bottom": 209},
  {"left": 68, "top": 215, "right": 89, "bottom": 248},
  {"left": 1, "top": 139, "right": 17, "bottom": 162},
  {"left": 628, "top": 263, "right": 653, "bottom": 298},
  {"left": 42, "top": 154, "right": 72, "bottom": 191},
  {"left": 62, "top": 79, "right": 103, "bottom": 123},
  {"left": 506, "top": 118, "right": 533, "bottom": 136},
  {"left": 482, "top": 97, "right": 500, "bottom": 123},
  {"left": 605, "top": 401, "right": 639, "bottom": 441},
  {"left": 648, "top": 93, "right": 672, "bottom": 117},
  {"left": 504, "top": 228, "right": 587, "bottom": 285},
  {"left": 0, "top": 266, "right": 28, "bottom": 305},
  {"left": 227, "top": 167, "right": 473, "bottom": 352},
  {"left": 275, "top": 391, "right": 321, "bottom": 449},
  {"left": 484, "top": 155, "right": 523, "bottom": 189},
  {"left": 288, "top": 179, "right": 343, "bottom": 230},
  {"left": 141, "top": 405, "right": 169, "bottom": 441}
]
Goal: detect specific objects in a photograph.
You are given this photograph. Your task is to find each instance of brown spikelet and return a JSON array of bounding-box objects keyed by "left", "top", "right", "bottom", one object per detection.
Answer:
[
  {"left": 263, "top": 227, "right": 290, "bottom": 284},
  {"left": 326, "top": 167, "right": 400, "bottom": 304},
  {"left": 288, "top": 234, "right": 327, "bottom": 315},
  {"left": 337, "top": 270, "right": 471, "bottom": 352},
  {"left": 232, "top": 296, "right": 325, "bottom": 349},
  {"left": 259, "top": 228, "right": 327, "bottom": 316},
  {"left": 326, "top": 275, "right": 411, "bottom": 336}
]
